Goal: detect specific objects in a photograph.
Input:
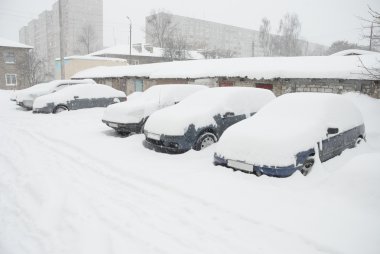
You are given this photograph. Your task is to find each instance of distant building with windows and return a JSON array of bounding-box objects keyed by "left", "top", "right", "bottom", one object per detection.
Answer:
[
  {"left": 0, "top": 37, "right": 33, "bottom": 90},
  {"left": 19, "top": 0, "right": 103, "bottom": 80},
  {"left": 145, "top": 12, "right": 326, "bottom": 58}
]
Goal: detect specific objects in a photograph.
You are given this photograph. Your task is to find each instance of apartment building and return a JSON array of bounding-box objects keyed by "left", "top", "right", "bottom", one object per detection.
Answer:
[
  {"left": 146, "top": 13, "right": 325, "bottom": 58},
  {"left": 19, "top": 0, "right": 103, "bottom": 79}
]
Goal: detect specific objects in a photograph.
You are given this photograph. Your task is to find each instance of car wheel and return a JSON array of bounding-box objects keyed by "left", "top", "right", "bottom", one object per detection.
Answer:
[
  {"left": 354, "top": 137, "right": 364, "bottom": 147},
  {"left": 53, "top": 105, "right": 68, "bottom": 114},
  {"left": 116, "top": 130, "right": 131, "bottom": 136},
  {"left": 301, "top": 158, "right": 315, "bottom": 176},
  {"left": 194, "top": 132, "right": 217, "bottom": 151}
]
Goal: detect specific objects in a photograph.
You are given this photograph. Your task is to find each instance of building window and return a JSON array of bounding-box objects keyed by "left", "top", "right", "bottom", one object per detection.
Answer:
[
  {"left": 4, "top": 52, "right": 16, "bottom": 64},
  {"left": 5, "top": 74, "right": 17, "bottom": 86}
]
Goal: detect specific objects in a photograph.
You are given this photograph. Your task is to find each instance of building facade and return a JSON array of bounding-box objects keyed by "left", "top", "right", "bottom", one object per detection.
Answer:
[
  {"left": 146, "top": 12, "right": 325, "bottom": 58},
  {"left": 0, "top": 38, "right": 33, "bottom": 90},
  {"left": 19, "top": 0, "right": 103, "bottom": 80}
]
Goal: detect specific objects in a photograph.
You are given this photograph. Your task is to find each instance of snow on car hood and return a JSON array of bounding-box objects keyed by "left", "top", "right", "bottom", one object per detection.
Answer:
[
  {"left": 215, "top": 93, "right": 364, "bottom": 167},
  {"left": 15, "top": 83, "right": 51, "bottom": 102},
  {"left": 102, "top": 99, "right": 159, "bottom": 124},
  {"left": 144, "top": 87, "right": 275, "bottom": 136}
]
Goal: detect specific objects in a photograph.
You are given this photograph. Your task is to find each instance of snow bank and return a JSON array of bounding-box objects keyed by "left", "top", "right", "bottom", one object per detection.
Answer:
[
  {"left": 72, "top": 54, "right": 380, "bottom": 81},
  {"left": 144, "top": 87, "right": 275, "bottom": 135},
  {"left": 330, "top": 49, "right": 380, "bottom": 56},
  {"left": 33, "top": 84, "right": 125, "bottom": 109},
  {"left": 102, "top": 85, "right": 206, "bottom": 124},
  {"left": 215, "top": 93, "right": 364, "bottom": 167}
]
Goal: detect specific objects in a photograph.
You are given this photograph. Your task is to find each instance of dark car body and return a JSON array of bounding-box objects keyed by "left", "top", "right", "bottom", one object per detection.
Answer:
[
  {"left": 213, "top": 93, "right": 366, "bottom": 177},
  {"left": 33, "top": 84, "right": 126, "bottom": 113},
  {"left": 143, "top": 87, "right": 276, "bottom": 154}
]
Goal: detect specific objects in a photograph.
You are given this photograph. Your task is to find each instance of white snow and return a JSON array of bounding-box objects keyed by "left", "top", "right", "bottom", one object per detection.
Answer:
[
  {"left": 56, "top": 55, "right": 128, "bottom": 62},
  {"left": 33, "top": 84, "right": 126, "bottom": 109},
  {"left": 330, "top": 49, "right": 380, "bottom": 56},
  {"left": 215, "top": 93, "right": 364, "bottom": 167},
  {"left": 89, "top": 44, "right": 205, "bottom": 60},
  {"left": 0, "top": 37, "right": 33, "bottom": 48},
  {"left": 0, "top": 89, "right": 380, "bottom": 254},
  {"left": 72, "top": 54, "right": 380, "bottom": 80},
  {"left": 144, "top": 87, "right": 275, "bottom": 136},
  {"left": 102, "top": 84, "right": 207, "bottom": 124},
  {"left": 15, "top": 79, "right": 96, "bottom": 104}
]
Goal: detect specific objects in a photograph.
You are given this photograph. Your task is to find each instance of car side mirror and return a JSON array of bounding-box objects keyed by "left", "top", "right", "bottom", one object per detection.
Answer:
[
  {"left": 327, "top": 127, "right": 339, "bottom": 135},
  {"left": 74, "top": 96, "right": 79, "bottom": 99}
]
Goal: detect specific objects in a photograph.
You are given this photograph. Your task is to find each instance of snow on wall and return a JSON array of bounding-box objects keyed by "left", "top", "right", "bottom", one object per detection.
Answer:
[{"left": 72, "top": 54, "right": 380, "bottom": 81}]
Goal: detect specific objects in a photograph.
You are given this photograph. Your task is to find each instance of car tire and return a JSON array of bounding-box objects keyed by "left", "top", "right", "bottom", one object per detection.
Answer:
[
  {"left": 354, "top": 137, "right": 364, "bottom": 147},
  {"left": 53, "top": 105, "right": 68, "bottom": 114},
  {"left": 194, "top": 132, "right": 218, "bottom": 151},
  {"left": 301, "top": 158, "right": 314, "bottom": 176},
  {"left": 116, "top": 130, "right": 131, "bottom": 136}
]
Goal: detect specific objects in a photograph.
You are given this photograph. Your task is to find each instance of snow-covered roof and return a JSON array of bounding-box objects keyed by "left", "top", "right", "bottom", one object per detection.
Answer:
[
  {"left": 55, "top": 55, "right": 128, "bottom": 62},
  {"left": 330, "top": 49, "right": 380, "bottom": 56},
  {"left": 89, "top": 44, "right": 204, "bottom": 60},
  {"left": 72, "top": 55, "right": 380, "bottom": 81},
  {"left": 0, "top": 37, "right": 33, "bottom": 49}
]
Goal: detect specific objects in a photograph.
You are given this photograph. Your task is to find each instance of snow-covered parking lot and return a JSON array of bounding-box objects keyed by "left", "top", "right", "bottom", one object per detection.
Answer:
[{"left": 1, "top": 90, "right": 380, "bottom": 254}]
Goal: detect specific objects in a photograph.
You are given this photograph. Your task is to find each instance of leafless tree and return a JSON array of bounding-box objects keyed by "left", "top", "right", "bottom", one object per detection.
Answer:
[
  {"left": 276, "top": 13, "right": 302, "bottom": 56},
  {"left": 163, "top": 34, "right": 191, "bottom": 60},
  {"left": 360, "top": 6, "right": 380, "bottom": 51},
  {"left": 19, "top": 50, "right": 46, "bottom": 86},
  {"left": 145, "top": 10, "right": 177, "bottom": 48},
  {"left": 78, "top": 24, "right": 95, "bottom": 54},
  {"left": 259, "top": 18, "right": 272, "bottom": 56}
]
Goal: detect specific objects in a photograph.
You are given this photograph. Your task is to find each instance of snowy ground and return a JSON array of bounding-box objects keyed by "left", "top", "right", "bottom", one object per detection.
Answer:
[{"left": 0, "top": 90, "right": 379, "bottom": 254}]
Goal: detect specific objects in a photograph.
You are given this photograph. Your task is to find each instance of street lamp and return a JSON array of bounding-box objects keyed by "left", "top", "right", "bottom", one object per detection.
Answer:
[{"left": 126, "top": 16, "right": 132, "bottom": 56}]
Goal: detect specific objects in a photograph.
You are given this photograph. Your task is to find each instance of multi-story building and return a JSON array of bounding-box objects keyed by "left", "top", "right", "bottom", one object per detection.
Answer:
[
  {"left": 146, "top": 12, "right": 325, "bottom": 58},
  {"left": 0, "top": 37, "right": 33, "bottom": 90},
  {"left": 19, "top": 0, "right": 103, "bottom": 79}
]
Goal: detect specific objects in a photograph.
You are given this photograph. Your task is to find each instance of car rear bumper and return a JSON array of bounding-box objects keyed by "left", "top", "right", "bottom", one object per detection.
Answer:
[{"left": 213, "top": 154, "right": 298, "bottom": 177}]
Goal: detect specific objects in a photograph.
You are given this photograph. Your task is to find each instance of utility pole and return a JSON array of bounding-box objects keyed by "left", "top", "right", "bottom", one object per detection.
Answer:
[
  {"left": 58, "top": 0, "right": 65, "bottom": 79},
  {"left": 126, "top": 16, "right": 132, "bottom": 56},
  {"left": 369, "top": 22, "right": 373, "bottom": 51}
]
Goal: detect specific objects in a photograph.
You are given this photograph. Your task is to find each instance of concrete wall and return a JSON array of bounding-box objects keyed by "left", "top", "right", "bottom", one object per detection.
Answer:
[
  {"left": 55, "top": 58, "right": 128, "bottom": 79},
  {"left": 0, "top": 46, "right": 30, "bottom": 90},
  {"left": 87, "top": 76, "right": 380, "bottom": 99}
]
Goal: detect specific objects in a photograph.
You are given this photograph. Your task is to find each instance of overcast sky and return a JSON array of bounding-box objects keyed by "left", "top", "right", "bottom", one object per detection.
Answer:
[{"left": 1, "top": 0, "right": 379, "bottom": 48}]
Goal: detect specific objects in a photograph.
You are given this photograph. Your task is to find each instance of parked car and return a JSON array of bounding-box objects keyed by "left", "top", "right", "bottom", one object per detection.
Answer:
[
  {"left": 143, "top": 87, "right": 275, "bottom": 154},
  {"left": 214, "top": 93, "right": 366, "bottom": 177},
  {"left": 102, "top": 84, "right": 207, "bottom": 135},
  {"left": 32, "top": 83, "right": 126, "bottom": 113},
  {"left": 16, "top": 79, "right": 95, "bottom": 109}
]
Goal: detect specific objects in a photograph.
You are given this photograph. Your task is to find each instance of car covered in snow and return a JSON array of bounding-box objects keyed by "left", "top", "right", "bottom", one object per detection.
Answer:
[
  {"left": 143, "top": 87, "right": 276, "bottom": 153},
  {"left": 15, "top": 79, "right": 96, "bottom": 109},
  {"left": 32, "top": 83, "right": 126, "bottom": 113},
  {"left": 214, "top": 93, "right": 366, "bottom": 177},
  {"left": 102, "top": 84, "right": 207, "bottom": 135}
]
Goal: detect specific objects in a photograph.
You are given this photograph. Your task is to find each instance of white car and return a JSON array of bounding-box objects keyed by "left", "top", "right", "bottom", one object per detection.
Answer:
[
  {"left": 102, "top": 84, "right": 207, "bottom": 135},
  {"left": 143, "top": 87, "right": 276, "bottom": 153},
  {"left": 214, "top": 93, "right": 366, "bottom": 177},
  {"left": 32, "top": 84, "right": 126, "bottom": 114},
  {"left": 16, "top": 79, "right": 95, "bottom": 109}
]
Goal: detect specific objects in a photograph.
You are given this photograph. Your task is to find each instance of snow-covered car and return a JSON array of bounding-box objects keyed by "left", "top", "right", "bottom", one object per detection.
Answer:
[
  {"left": 16, "top": 79, "right": 95, "bottom": 109},
  {"left": 143, "top": 87, "right": 275, "bottom": 154},
  {"left": 214, "top": 93, "right": 366, "bottom": 177},
  {"left": 102, "top": 84, "right": 207, "bottom": 135},
  {"left": 32, "top": 83, "right": 126, "bottom": 114}
]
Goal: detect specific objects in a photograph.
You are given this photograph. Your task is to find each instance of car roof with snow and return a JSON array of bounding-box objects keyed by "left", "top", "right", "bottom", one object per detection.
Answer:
[
  {"left": 215, "top": 93, "right": 364, "bottom": 167},
  {"left": 144, "top": 87, "right": 276, "bottom": 136}
]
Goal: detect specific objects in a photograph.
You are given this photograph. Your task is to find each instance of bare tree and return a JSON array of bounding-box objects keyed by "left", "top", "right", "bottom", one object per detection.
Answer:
[
  {"left": 326, "top": 40, "right": 366, "bottom": 55},
  {"left": 163, "top": 34, "right": 191, "bottom": 60},
  {"left": 19, "top": 50, "right": 46, "bottom": 86},
  {"left": 259, "top": 18, "right": 272, "bottom": 56},
  {"left": 145, "top": 10, "right": 177, "bottom": 48},
  {"left": 276, "top": 13, "right": 302, "bottom": 56},
  {"left": 360, "top": 6, "right": 380, "bottom": 51},
  {"left": 78, "top": 24, "right": 95, "bottom": 54}
]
